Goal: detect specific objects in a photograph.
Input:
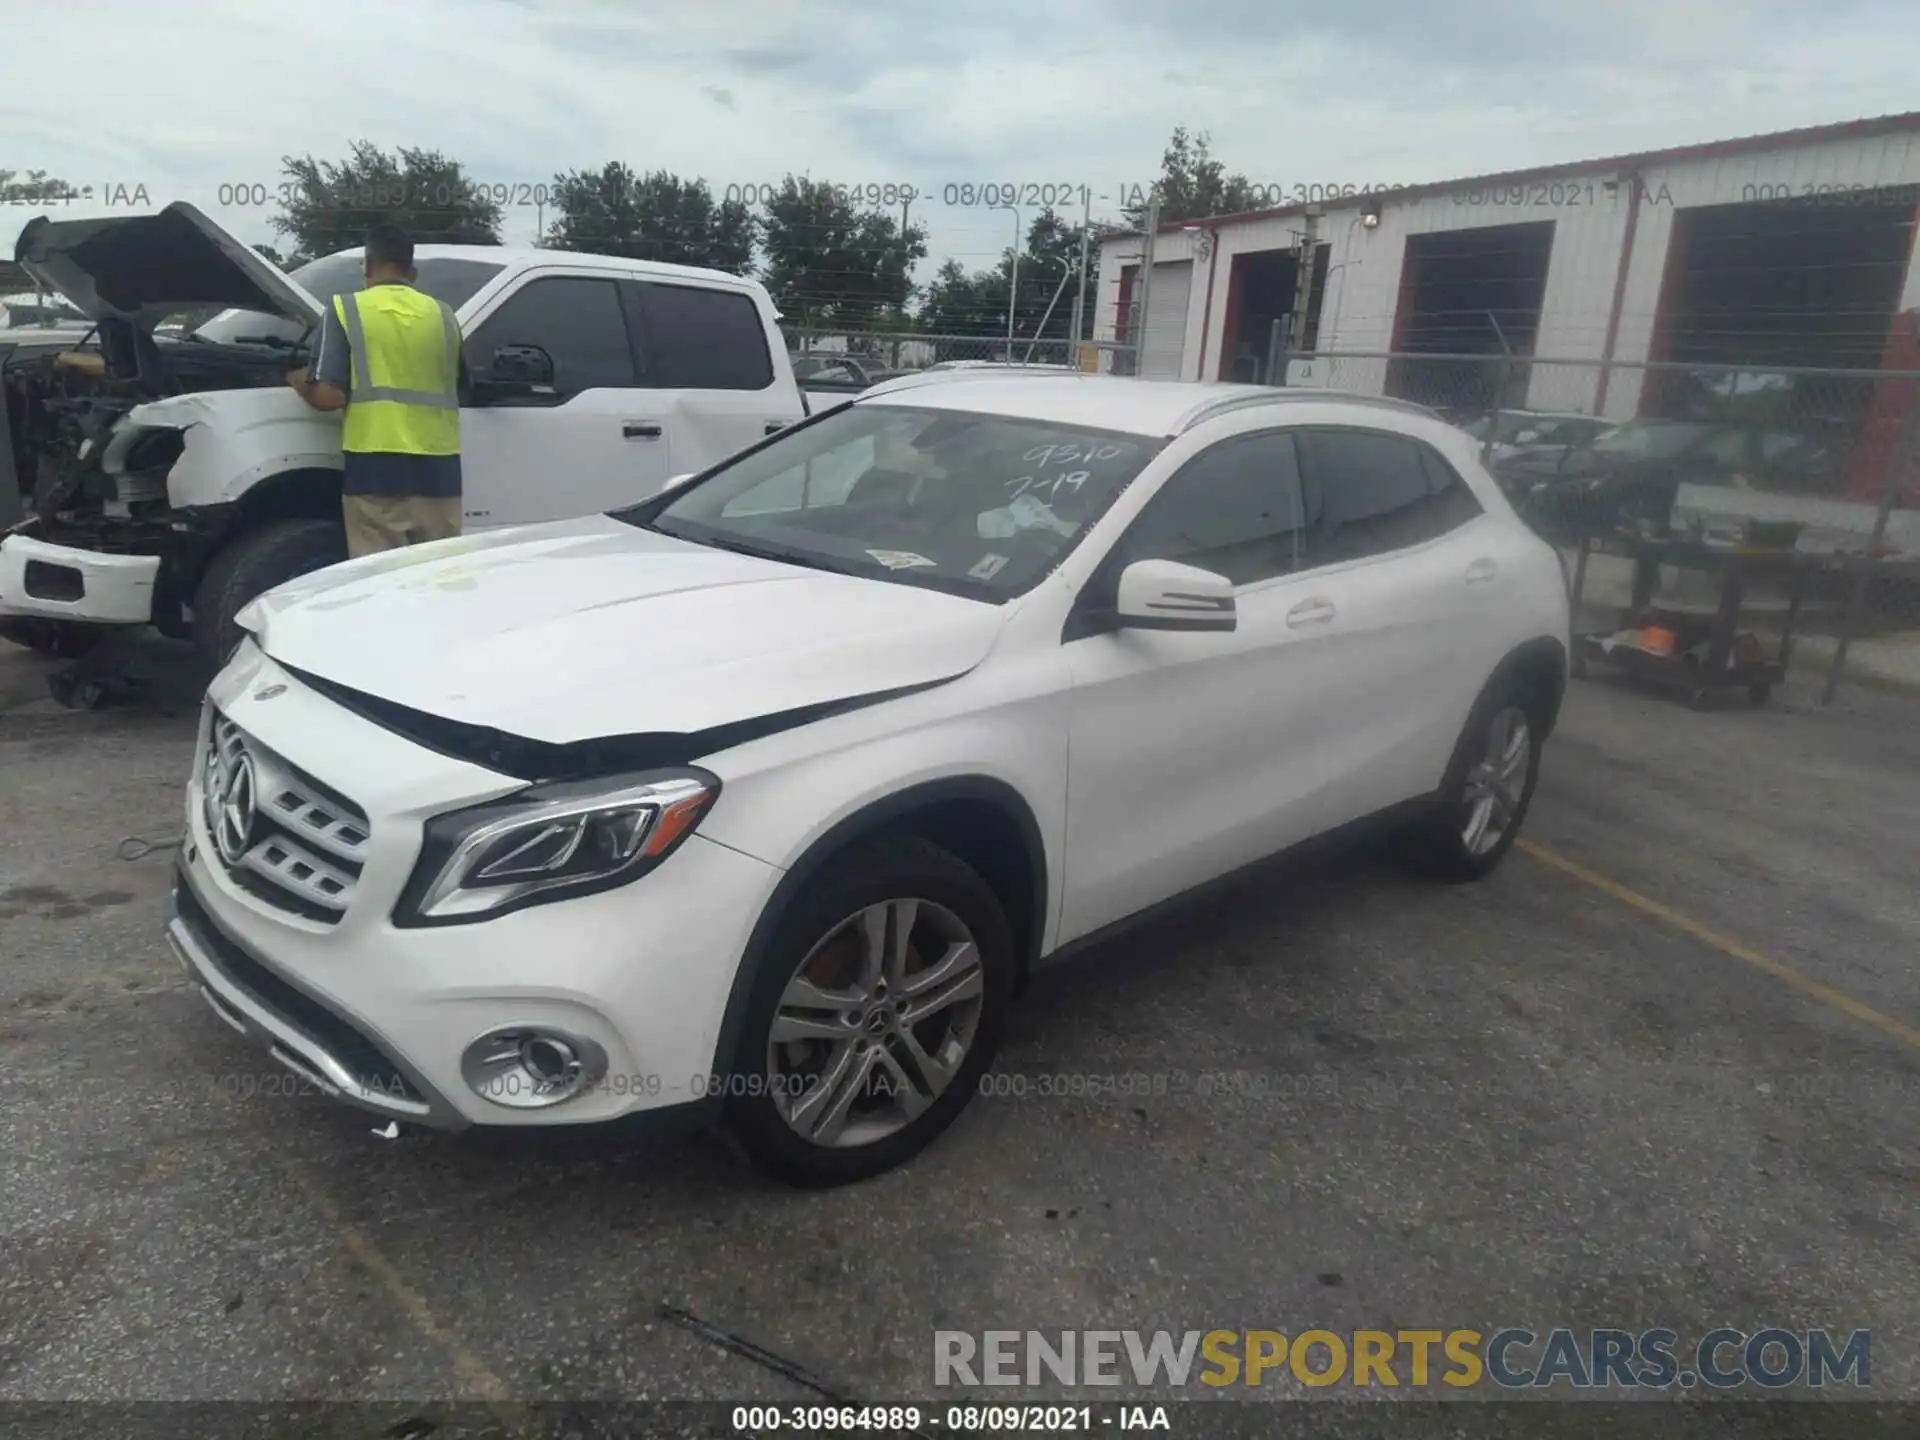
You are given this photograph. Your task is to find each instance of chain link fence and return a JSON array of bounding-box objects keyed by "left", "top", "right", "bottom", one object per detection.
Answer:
[{"left": 1281, "top": 346, "right": 1920, "bottom": 703}]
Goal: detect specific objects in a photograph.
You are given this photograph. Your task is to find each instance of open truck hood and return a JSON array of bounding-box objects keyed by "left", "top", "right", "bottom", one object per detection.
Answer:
[{"left": 13, "top": 202, "right": 323, "bottom": 331}]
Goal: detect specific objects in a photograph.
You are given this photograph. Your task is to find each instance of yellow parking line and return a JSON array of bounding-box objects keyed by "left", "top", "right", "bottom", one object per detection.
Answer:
[
  {"left": 201, "top": 1076, "right": 522, "bottom": 1427},
  {"left": 284, "top": 1160, "right": 521, "bottom": 1415},
  {"left": 1517, "top": 838, "right": 1920, "bottom": 1053}
]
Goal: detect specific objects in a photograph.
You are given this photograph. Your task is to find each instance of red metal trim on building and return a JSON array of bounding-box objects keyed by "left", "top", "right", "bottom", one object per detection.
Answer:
[
  {"left": 1194, "top": 229, "right": 1221, "bottom": 382},
  {"left": 1217, "top": 253, "right": 1247, "bottom": 381},
  {"left": 1104, "top": 111, "right": 1920, "bottom": 241}
]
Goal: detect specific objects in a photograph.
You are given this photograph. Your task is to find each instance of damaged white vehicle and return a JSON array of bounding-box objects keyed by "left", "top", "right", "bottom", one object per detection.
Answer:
[{"left": 1, "top": 202, "right": 804, "bottom": 666}]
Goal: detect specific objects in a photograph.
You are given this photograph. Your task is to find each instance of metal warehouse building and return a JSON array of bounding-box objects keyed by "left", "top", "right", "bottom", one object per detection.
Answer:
[{"left": 1094, "top": 111, "right": 1920, "bottom": 422}]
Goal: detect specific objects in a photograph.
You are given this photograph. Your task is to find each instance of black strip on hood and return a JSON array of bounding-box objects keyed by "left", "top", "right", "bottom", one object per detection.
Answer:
[{"left": 282, "top": 664, "right": 958, "bottom": 782}]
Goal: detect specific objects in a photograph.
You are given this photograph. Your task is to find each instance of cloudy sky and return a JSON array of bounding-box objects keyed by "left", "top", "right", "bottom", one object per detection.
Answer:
[{"left": 5, "top": 0, "right": 1919, "bottom": 282}]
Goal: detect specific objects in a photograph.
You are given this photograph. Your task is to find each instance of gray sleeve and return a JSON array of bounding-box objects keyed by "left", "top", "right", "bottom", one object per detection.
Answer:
[{"left": 309, "top": 303, "right": 351, "bottom": 391}]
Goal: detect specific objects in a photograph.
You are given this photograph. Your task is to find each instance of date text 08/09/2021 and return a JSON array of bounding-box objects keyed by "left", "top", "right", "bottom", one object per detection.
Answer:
[
  {"left": 716, "top": 181, "right": 1416, "bottom": 209},
  {"left": 730, "top": 1405, "right": 1171, "bottom": 1433}
]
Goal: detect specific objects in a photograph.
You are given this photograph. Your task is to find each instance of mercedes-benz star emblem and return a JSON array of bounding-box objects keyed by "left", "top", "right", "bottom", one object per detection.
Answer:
[{"left": 213, "top": 752, "right": 258, "bottom": 866}]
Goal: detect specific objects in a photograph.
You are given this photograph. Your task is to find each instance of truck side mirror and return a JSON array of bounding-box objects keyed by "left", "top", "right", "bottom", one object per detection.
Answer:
[{"left": 488, "top": 343, "right": 553, "bottom": 388}]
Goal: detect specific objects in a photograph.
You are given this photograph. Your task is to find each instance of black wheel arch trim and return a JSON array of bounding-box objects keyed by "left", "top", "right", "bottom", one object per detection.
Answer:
[
  {"left": 709, "top": 775, "right": 1049, "bottom": 1081},
  {"left": 1487, "top": 634, "right": 1569, "bottom": 735}
]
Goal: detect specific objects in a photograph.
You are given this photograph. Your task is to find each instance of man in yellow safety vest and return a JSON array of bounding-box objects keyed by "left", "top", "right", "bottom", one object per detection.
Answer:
[{"left": 286, "top": 223, "right": 467, "bottom": 557}]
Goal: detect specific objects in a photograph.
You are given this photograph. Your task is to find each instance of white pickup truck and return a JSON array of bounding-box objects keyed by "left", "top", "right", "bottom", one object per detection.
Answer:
[{"left": 1, "top": 202, "right": 807, "bottom": 663}]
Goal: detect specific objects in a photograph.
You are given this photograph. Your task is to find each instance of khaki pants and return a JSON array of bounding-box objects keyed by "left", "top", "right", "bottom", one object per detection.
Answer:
[{"left": 342, "top": 494, "right": 463, "bottom": 558}]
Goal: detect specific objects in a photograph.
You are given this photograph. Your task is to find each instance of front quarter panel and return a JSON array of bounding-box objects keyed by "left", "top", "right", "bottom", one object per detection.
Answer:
[
  {"left": 694, "top": 581, "right": 1074, "bottom": 956},
  {"left": 135, "top": 389, "right": 343, "bottom": 508}
]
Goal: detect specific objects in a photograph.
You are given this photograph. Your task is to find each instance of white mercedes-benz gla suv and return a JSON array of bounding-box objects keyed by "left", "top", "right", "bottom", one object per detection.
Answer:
[{"left": 169, "top": 372, "right": 1569, "bottom": 1186}]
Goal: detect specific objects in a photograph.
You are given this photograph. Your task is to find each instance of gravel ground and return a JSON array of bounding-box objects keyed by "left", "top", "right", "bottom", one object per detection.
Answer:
[{"left": 1, "top": 636, "right": 1916, "bottom": 1436}]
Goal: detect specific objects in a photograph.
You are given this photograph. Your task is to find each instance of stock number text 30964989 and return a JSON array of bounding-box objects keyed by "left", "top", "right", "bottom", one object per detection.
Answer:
[{"left": 212, "top": 179, "right": 558, "bottom": 209}]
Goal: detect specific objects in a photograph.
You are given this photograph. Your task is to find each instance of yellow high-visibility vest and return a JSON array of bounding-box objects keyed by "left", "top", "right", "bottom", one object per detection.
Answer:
[{"left": 334, "top": 286, "right": 461, "bottom": 455}]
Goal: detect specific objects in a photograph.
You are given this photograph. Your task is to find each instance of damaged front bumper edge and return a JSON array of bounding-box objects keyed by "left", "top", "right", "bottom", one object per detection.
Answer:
[{"left": 0, "top": 532, "right": 159, "bottom": 623}]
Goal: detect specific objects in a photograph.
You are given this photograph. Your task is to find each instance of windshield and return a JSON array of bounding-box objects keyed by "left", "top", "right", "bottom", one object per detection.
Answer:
[
  {"left": 620, "top": 402, "right": 1165, "bottom": 601},
  {"left": 191, "top": 255, "right": 507, "bottom": 346},
  {"left": 1590, "top": 422, "right": 1711, "bottom": 460}
]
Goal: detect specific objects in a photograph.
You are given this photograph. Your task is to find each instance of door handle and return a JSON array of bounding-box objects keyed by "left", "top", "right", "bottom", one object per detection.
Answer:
[
  {"left": 1286, "top": 597, "right": 1336, "bottom": 628},
  {"left": 1465, "top": 558, "right": 1500, "bottom": 584},
  {"left": 622, "top": 422, "right": 662, "bottom": 440}
]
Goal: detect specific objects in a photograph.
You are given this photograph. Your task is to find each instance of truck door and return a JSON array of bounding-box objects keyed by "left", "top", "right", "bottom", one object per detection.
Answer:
[
  {"left": 624, "top": 279, "right": 805, "bottom": 473},
  {"left": 458, "top": 272, "right": 669, "bottom": 529}
]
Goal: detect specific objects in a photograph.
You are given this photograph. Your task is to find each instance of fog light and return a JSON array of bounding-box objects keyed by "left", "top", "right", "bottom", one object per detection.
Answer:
[{"left": 461, "top": 1025, "right": 608, "bottom": 1109}]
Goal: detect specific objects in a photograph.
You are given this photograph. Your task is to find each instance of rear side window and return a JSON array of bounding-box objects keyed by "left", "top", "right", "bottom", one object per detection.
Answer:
[
  {"left": 1117, "top": 431, "right": 1310, "bottom": 585},
  {"left": 464, "top": 276, "right": 636, "bottom": 393},
  {"left": 635, "top": 283, "right": 774, "bottom": 390},
  {"left": 1296, "top": 429, "right": 1482, "bottom": 563}
]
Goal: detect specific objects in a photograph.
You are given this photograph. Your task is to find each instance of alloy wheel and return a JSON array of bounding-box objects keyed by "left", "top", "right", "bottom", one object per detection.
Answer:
[
  {"left": 767, "top": 898, "right": 985, "bottom": 1148},
  {"left": 1461, "top": 705, "right": 1532, "bottom": 856}
]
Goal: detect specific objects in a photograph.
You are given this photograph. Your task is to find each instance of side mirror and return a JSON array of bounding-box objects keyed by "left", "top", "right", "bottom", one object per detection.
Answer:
[
  {"left": 1113, "top": 559, "right": 1236, "bottom": 633},
  {"left": 491, "top": 343, "right": 553, "bottom": 386},
  {"left": 469, "top": 343, "right": 553, "bottom": 402}
]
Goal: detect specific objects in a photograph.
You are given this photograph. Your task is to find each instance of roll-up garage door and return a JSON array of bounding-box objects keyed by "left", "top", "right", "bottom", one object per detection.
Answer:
[{"left": 1137, "top": 260, "right": 1192, "bottom": 380}]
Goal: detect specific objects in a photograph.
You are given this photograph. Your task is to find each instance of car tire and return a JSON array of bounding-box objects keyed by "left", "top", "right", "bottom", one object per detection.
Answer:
[
  {"left": 1396, "top": 675, "right": 1547, "bottom": 883},
  {"left": 725, "top": 835, "right": 1014, "bottom": 1188},
  {"left": 192, "top": 519, "right": 347, "bottom": 670},
  {"left": 0, "top": 616, "right": 106, "bottom": 659}
]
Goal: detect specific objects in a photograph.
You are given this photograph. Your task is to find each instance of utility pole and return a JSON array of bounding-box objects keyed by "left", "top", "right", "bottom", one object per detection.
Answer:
[
  {"left": 991, "top": 204, "right": 1023, "bottom": 360},
  {"left": 1068, "top": 184, "right": 1092, "bottom": 368},
  {"left": 1133, "top": 188, "right": 1161, "bottom": 376}
]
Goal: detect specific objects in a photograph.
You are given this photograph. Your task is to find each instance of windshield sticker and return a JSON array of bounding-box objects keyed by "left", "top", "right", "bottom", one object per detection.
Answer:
[
  {"left": 867, "top": 549, "right": 937, "bottom": 570},
  {"left": 968, "top": 553, "right": 1009, "bottom": 581},
  {"left": 977, "top": 492, "right": 1077, "bottom": 541}
]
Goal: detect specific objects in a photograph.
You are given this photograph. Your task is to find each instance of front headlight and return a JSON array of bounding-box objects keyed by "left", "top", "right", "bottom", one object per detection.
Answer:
[{"left": 393, "top": 768, "right": 720, "bottom": 927}]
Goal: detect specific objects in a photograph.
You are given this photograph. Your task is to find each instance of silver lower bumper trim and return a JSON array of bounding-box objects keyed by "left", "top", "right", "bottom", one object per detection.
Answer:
[{"left": 166, "top": 890, "right": 445, "bottom": 1124}]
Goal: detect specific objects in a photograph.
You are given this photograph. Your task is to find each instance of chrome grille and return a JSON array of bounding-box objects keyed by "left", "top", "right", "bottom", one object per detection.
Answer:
[{"left": 203, "top": 710, "right": 370, "bottom": 923}]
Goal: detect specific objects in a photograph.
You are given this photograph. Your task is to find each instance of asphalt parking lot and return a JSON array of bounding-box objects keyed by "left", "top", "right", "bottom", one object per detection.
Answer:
[{"left": 2, "top": 635, "right": 1917, "bottom": 1431}]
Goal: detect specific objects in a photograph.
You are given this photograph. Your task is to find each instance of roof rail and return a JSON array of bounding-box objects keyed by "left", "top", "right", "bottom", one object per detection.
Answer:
[
  {"left": 862, "top": 366, "right": 1087, "bottom": 397},
  {"left": 1172, "top": 388, "right": 1439, "bottom": 433}
]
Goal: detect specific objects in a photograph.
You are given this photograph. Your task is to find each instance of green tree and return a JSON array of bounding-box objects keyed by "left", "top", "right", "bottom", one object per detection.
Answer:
[
  {"left": 543, "top": 164, "right": 755, "bottom": 273},
  {"left": 759, "top": 177, "right": 927, "bottom": 330},
  {"left": 251, "top": 243, "right": 286, "bottom": 264},
  {"left": 0, "top": 169, "right": 88, "bottom": 206},
  {"left": 1122, "top": 126, "right": 1259, "bottom": 227},
  {"left": 917, "top": 209, "right": 1101, "bottom": 359},
  {"left": 269, "top": 142, "right": 503, "bottom": 260}
]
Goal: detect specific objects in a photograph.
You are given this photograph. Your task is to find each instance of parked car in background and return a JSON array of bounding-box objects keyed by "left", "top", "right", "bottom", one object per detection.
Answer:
[
  {"left": 169, "top": 372, "right": 1569, "bottom": 1186},
  {"left": 1462, "top": 411, "right": 1616, "bottom": 473},
  {"left": 792, "top": 354, "right": 911, "bottom": 387},
  {"left": 1503, "top": 418, "right": 1840, "bottom": 540},
  {"left": 2, "top": 202, "right": 804, "bottom": 666}
]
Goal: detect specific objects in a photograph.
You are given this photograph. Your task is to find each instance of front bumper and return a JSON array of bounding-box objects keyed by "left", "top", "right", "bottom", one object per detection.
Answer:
[
  {"left": 173, "top": 643, "right": 787, "bottom": 1130},
  {"left": 0, "top": 532, "right": 158, "bottom": 623}
]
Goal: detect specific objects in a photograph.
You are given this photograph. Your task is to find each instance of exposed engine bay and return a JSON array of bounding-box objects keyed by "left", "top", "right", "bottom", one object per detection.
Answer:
[{"left": 4, "top": 322, "right": 306, "bottom": 530}]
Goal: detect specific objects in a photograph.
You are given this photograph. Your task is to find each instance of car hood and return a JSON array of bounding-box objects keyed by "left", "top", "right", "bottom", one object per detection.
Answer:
[
  {"left": 242, "top": 514, "right": 1007, "bottom": 748},
  {"left": 13, "top": 202, "right": 322, "bottom": 330}
]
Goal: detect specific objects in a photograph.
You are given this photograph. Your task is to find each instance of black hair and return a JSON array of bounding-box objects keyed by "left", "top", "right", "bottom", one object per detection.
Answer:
[{"left": 364, "top": 223, "right": 414, "bottom": 272}]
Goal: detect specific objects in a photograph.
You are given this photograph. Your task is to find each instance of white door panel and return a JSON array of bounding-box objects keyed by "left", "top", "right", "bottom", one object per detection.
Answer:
[
  {"left": 1307, "top": 534, "right": 1488, "bottom": 822},
  {"left": 1291, "top": 422, "right": 1512, "bottom": 827},
  {"left": 460, "top": 394, "right": 668, "bottom": 530},
  {"left": 1061, "top": 587, "right": 1336, "bottom": 944},
  {"left": 1058, "top": 425, "right": 1334, "bottom": 945}
]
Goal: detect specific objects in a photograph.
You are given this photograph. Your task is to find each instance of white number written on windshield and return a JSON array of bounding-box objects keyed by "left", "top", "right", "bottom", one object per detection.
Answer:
[{"left": 1005, "top": 470, "right": 1091, "bottom": 503}]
